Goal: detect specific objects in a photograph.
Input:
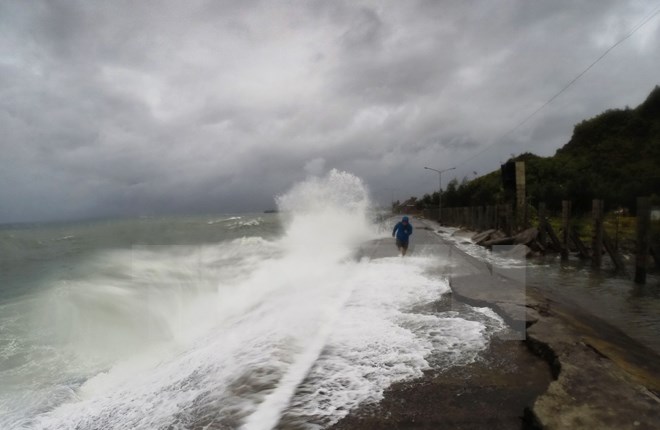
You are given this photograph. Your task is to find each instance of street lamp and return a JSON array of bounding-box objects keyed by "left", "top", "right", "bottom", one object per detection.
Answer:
[{"left": 424, "top": 166, "right": 456, "bottom": 224}]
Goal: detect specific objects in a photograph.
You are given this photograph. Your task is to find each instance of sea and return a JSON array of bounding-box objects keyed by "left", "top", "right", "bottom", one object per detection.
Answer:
[
  {"left": 440, "top": 227, "right": 660, "bottom": 355},
  {"left": 0, "top": 171, "right": 507, "bottom": 430}
]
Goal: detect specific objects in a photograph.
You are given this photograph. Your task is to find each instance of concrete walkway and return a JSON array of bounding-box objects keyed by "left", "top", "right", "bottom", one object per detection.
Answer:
[
  {"left": 334, "top": 216, "right": 551, "bottom": 429},
  {"left": 346, "top": 216, "right": 660, "bottom": 429}
]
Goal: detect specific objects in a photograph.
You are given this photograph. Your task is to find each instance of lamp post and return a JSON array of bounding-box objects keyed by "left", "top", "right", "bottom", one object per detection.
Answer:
[{"left": 424, "top": 166, "right": 456, "bottom": 224}]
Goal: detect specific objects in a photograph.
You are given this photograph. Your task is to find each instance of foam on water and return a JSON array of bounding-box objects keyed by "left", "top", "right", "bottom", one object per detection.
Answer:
[
  {"left": 207, "top": 218, "right": 236, "bottom": 225},
  {"left": 1, "top": 170, "right": 504, "bottom": 429},
  {"left": 207, "top": 217, "right": 264, "bottom": 229},
  {"left": 435, "top": 226, "right": 528, "bottom": 268}
]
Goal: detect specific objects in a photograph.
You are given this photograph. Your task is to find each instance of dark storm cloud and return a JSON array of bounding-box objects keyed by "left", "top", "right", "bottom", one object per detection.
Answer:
[{"left": 1, "top": 0, "right": 659, "bottom": 222}]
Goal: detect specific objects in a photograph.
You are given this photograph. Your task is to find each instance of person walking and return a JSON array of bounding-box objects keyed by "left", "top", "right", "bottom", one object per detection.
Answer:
[{"left": 392, "top": 216, "right": 413, "bottom": 256}]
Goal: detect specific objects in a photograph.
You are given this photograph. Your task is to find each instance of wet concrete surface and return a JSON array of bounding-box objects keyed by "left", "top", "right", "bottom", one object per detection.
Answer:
[
  {"left": 331, "top": 218, "right": 552, "bottom": 429},
  {"left": 337, "top": 218, "right": 660, "bottom": 429},
  {"left": 329, "top": 336, "right": 552, "bottom": 430}
]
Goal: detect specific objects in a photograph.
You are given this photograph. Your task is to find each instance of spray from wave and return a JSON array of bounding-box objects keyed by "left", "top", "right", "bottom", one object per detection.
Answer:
[
  {"left": 275, "top": 169, "right": 374, "bottom": 260},
  {"left": 1, "top": 170, "right": 504, "bottom": 430}
]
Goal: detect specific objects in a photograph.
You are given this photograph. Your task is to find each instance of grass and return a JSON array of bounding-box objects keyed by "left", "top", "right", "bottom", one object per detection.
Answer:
[{"left": 543, "top": 211, "right": 659, "bottom": 254}]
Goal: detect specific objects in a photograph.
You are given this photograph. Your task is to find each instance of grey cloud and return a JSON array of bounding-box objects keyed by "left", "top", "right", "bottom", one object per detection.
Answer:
[
  {"left": 340, "top": 7, "right": 385, "bottom": 51},
  {"left": 1, "top": 0, "right": 659, "bottom": 222}
]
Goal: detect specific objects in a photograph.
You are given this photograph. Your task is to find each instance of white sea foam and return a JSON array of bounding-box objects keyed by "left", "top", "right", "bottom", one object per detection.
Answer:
[
  {"left": 230, "top": 218, "right": 263, "bottom": 229},
  {"left": 435, "top": 227, "right": 528, "bottom": 268},
  {"left": 207, "top": 216, "right": 242, "bottom": 225},
  {"left": 53, "top": 235, "right": 75, "bottom": 241},
  {"left": 2, "top": 170, "right": 504, "bottom": 430}
]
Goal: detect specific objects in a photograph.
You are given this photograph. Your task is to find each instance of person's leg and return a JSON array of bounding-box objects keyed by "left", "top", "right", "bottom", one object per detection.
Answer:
[{"left": 401, "top": 242, "right": 408, "bottom": 256}]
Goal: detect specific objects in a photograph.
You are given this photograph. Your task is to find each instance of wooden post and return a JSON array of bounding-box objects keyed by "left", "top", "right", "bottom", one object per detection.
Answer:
[
  {"left": 477, "top": 206, "right": 482, "bottom": 230},
  {"left": 561, "top": 201, "right": 571, "bottom": 260},
  {"left": 545, "top": 223, "right": 563, "bottom": 253},
  {"left": 592, "top": 199, "right": 604, "bottom": 268},
  {"left": 492, "top": 206, "right": 496, "bottom": 229},
  {"left": 484, "top": 206, "right": 489, "bottom": 230},
  {"left": 538, "top": 202, "right": 547, "bottom": 248},
  {"left": 473, "top": 206, "right": 478, "bottom": 230},
  {"left": 486, "top": 206, "right": 494, "bottom": 229},
  {"left": 571, "top": 228, "right": 591, "bottom": 260},
  {"left": 483, "top": 206, "right": 489, "bottom": 230},
  {"left": 505, "top": 204, "right": 514, "bottom": 236},
  {"left": 492, "top": 205, "right": 497, "bottom": 230},
  {"left": 635, "top": 197, "right": 651, "bottom": 284},
  {"left": 476, "top": 206, "right": 481, "bottom": 230},
  {"left": 603, "top": 231, "right": 625, "bottom": 272},
  {"left": 515, "top": 161, "right": 526, "bottom": 230},
  {"left": 650, "top": 245, "right": 660, "bottom": 269},
  {"left": 501, "top": 204, "right": 508, "bottom": 232},
  {"left": 474, "top": 206, "right": 479, "bottom": 230}
]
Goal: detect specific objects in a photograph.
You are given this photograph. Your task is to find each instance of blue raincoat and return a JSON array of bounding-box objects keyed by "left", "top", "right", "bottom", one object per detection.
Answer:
[{"left": 392, "top": 216, "right": 413, "bottom": 243}]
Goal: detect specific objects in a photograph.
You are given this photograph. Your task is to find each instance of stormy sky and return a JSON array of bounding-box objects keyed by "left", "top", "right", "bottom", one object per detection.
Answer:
[{"left": 1, "top": 0, "right": 659, "bottom": 223}]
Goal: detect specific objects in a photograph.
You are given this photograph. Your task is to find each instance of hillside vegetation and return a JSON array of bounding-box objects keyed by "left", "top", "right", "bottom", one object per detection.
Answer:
[{"left": 417, "top": 85, "right": 660, "bottom": 213}]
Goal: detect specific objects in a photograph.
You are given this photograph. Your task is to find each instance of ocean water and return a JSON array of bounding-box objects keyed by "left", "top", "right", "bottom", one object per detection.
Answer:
[
  {"left": 437, "top": 227, "right": 660, "bottom": 355},
  {"left": 0, "top": 170, "right": 505, "bottom": 430}
]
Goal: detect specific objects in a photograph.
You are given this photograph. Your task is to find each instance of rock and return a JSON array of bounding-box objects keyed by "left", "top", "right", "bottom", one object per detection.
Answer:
[
  {"left": 472, "top": 229, "right": 497, "bottom": 245},
  {"left": 529, "top": 239, "right": 546, "bottom": 253},
  {"left": 483, "top": 236, "right": 515, "bottom": 247},
  {"left": 491, "top": 230, "right": 507, "bottom": 240},
  {"left": 513, "top": 227, "right": 539, "bottom": 246},
  {"left": 451, "top": 229, "right": 475, "bottom": 239}
]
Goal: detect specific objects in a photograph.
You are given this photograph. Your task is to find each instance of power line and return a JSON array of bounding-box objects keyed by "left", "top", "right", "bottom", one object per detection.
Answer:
[{"left": 454, "top": 4, "right": 660, "bottom": 169}]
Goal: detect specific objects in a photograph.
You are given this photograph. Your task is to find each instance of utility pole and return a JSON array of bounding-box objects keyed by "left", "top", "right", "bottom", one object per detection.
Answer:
[{"left": 424, "top": 166, "right": 456, "bottom": 224}]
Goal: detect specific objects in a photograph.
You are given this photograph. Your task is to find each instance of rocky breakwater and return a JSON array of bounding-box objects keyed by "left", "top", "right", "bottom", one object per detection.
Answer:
[
  {"left": 449, "top": 231, "right": 660, "bottom": 430},
  {"left": 472, "top": 227, "right": 547, "bottom": 259}
]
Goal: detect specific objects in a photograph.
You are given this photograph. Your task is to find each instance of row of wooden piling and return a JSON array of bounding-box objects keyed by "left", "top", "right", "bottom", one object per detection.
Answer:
[{"left": 423, "top": 197, "right": 658, "bottom": 284}]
